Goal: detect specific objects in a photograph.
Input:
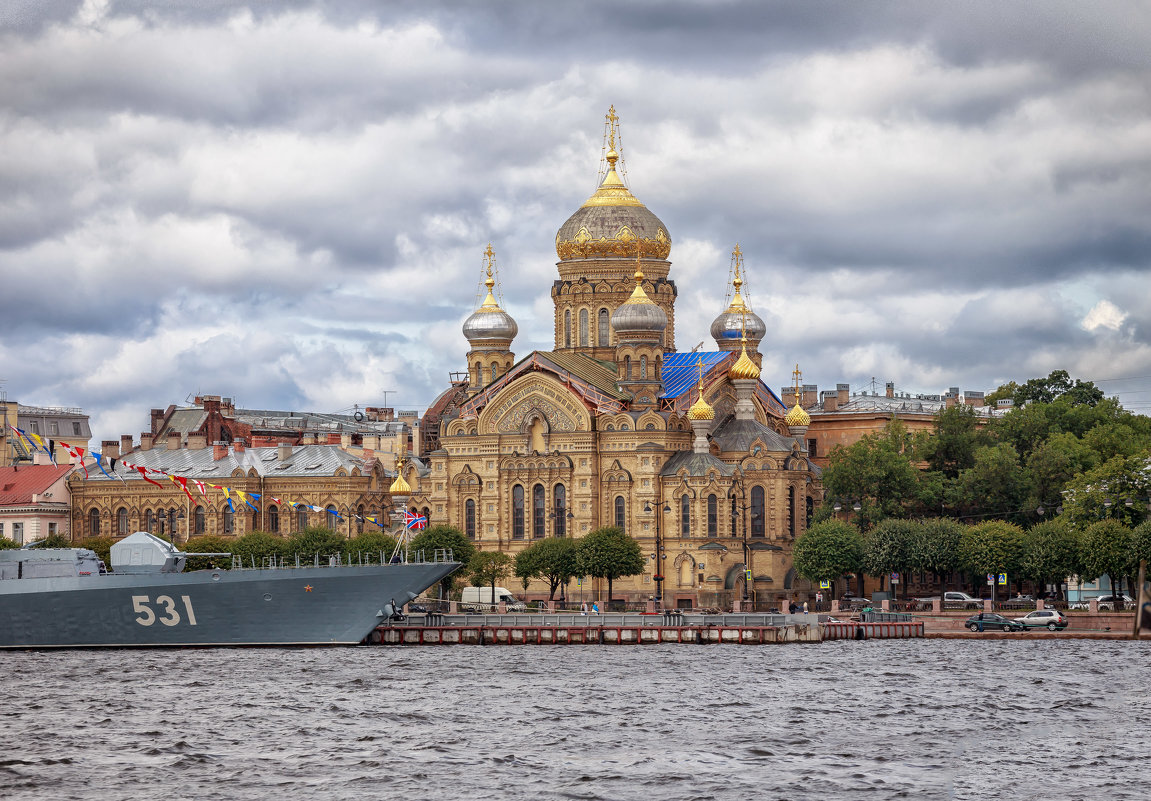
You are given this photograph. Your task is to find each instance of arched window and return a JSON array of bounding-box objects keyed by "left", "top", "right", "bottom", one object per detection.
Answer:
[
  {"left": 579, "top": 309, "right": 589, "bottom": 346},
  {"left": 625, "top": 355, "right": 632, "bottom": 380},
  {"left": 251, "top": 509, "right": 259, "bottom": 532},
  {"left": 806, "top": 495, "right": 814, "bottom": 529},
  {"left": 89, "top": 507, "right": 100, "bottom": 537},
  {"left": 533, "top": 484, "right": 545, "bottom": 539},
  {"left": 465, "top": 498, "right": 476, "bottom": 540},
  {"left": 751, "top": 486, "right": 765, "bottom": 537},
  {"left": 614, "top": 495, "right": 626, "bottom": 531},
  {"left": 422, "top": 506, "right": 431, "bottom": 526},
  {"left": 554, "top": 484, "right": 567, "bottom": 537},
  {"left": 297, "top": 506, "right": 307, "bottom": 532},
  {"left": 564, "top": 309, "right": 571, "bottom": 347},
  {"left": 730, "top": 495, "right": 738, "bottom": 538},
  {"left": 357, "top": 505, "right": 365, "bottom": 535},
  {"left": 788, "top": 486, "right": 796, "bottom": 538},
  {"left": 269, "top": 505, "right": 280, "bottom": 533},
  {"left": 117, "top": 507, "right": 128, "bottom": 535},
  {"left": 641, "top": 355, "right": 647, "bottom": 379},
  {"left": 195, "top": 505, "right": 206, "bottom": 535},
  {"left": 326, "top": 505, "right": 338, "bottom": 532},
  {"left": 512, "top": 485, "right": 525, "bottom": 540},
  {"left": 680, "top": 494, "right": 690, "bottom": 537},
  {"left": 655, "top": 356, "right": 661, "bottom": 381},
  {"left": 707, "top": 494, "right": 717, "bottom": 538},
  {"left": 223, "top": 506, "right": 234, "bottom": 534},
  {"left": 598, "top": 308, "right": 609, "bottom": 346},
  {"left": 144, "top": 508, "right": 155, "bottom": 533},
  {"left": 490, "top": 361, "right": 499, "bottom": 382}
]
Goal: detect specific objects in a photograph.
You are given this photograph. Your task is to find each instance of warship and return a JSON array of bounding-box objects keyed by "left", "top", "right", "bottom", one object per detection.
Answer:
[{"left": 0, "top": 532, "right": 459, "bottom": 648}]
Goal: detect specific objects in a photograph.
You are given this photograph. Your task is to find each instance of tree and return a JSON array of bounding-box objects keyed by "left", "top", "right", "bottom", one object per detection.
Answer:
[
  {"left": 30, "top": 534, "right": 73, "bottom": 549},
  {"left": 1024, "top": 432, "right": 1097, "bottom": 514},
  {"left": 182, "top": 535, "right": 234, "bottom": 570},
  {"left": 952, "top": 443, "right": 1029, "bottom": 524},
  {"left": 514, "top": 537, "right": 580, "bottom": 601},
  {"left": 576, "top": 526, "right": 645, "bottom": 603},
  {"left": 409, "top": 525, "right": 475, "bottom": 598},
  {"left": 957, "top": 521, "right": 1025, "bottom": 598},
  {"left": 1060, "top": 455, "right": 1151, "bottom": 528},
  {"left": 73, "top": 536, "right": 115, "bottom": 564},
  {"left": 229, "top": 531, "right": 286, "bottom": 568},
  {"left": 285, "top": 526, "right": 346, "bottom": 560},
  {"left": 791, "top": 520, "right": 864, "bottom": 597},
  {"left": 1080, "top": 519, "right": 1135, "bottom": 597},
  {"left": 344, "top": 531, "right": 399, "bottom": 563},
  {"left": 1133, "top": 519, "right": 1151, "bottom": 576},
  {"left": 863, "top": 519, "right": 918, "bottom": 598},
  {"left": 910, "top": 518, "right": 963, "bottom": 593},
  {"left": 823, "top": 421, "right": 921, "bottom": 528},
  {"left": 468, "top": 550, "right": 513, "bottom": 604},
  {"left": 1018, "top": 518, "right": 1080, "bottom": 600},
  {"left": 0, "top": 537, "right": 19, "bottom": 550},
  {"left": 1013, "top": 369, "right": 1103, "bottom": 408},
  {"left": 921, "top": 404, "right": 985, "bottom": 478}
]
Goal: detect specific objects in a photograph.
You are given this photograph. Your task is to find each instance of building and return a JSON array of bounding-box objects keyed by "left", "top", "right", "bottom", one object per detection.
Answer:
[
  {"left": 0, "top": 461, "right": 74, "bottom": 544},
  {"left": 401, "top": 110, "right": 822, "bottom": 610},
  {"left": 789, "top": 380, "right": 1005, "bottom": 467},
  {"left": 67, "top": 438, "right": 395, "bottom": 544},
  {"left": 1, "top": 399, "right": 92, "bottom": 467}
]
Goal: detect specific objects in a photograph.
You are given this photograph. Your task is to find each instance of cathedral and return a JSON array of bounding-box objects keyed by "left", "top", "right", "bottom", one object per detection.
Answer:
[{"left": 402, "top": 109, "right": 822, "bottom": 610}]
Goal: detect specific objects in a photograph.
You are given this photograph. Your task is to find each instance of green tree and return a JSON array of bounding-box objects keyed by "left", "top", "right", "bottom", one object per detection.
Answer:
[
  {"left": 1024, "top": 432, "right": 1097, "bottom": 514},
  {"left": 958, "top": 520, "right": 1025, "bottom": 598},
  {"left": 345, "top": 531, "right": 398, "bottom": 563},
  {"left": 791, "top": 520, "right": 864, "bottom": 597},
  {"left": 952, "top": 443, "right": 1029, "bottom": 523},
  {"left": 823, "top": 421, "right": 921, "bottom": 528},
  {"left": 911, "top": 518, "right": 963, "bottom": 593},
  {"left": 1061, "top": 455, "right": 1151, "bottom": 528},
  {"left": 576, "top": 526, "right": 645, "bottom": 603},
  {"left": 514, "top": 537, "right": 580, "bottom": 601},
  {"left": 285, "top": 526, "right": 346, "bottom": 560},
  {"left": 863, "top": 519, "right": 919, "bottom": 598},
  {"left": 30, "top": 534, "right": 73, "bottom": 549},
  {"left": 409, "top": 525, "right": 475, "bottom": 598},
  {"left": 1080, "top": 519, "right": 1136, "bottom": 597},
  {"left": 0, "top": 537, "right": 19, "bottom": 550},
  {"left": 1133, "top": 519, "right": 1151, "bottom": 575},
  {"left": 1013, "top": 369, "right": 1103, "bottom": 408},
  {"left": 469, "top": 550, "right": 514, "bottom": 604},
  {"left": 921, "top": 404, "right": 985, "bottom": 478},
  {"left": 1018, "top": 518, "right": 1080, "bottom": 600},
  {"left": 73, "top": 536, "right": 115, "bottom": 564},
  {"left": 182, "top": 535, "right": 234, "bottom": 570},
  {"left": 228, "top": 531, "right": 286, "bottom": 568}
]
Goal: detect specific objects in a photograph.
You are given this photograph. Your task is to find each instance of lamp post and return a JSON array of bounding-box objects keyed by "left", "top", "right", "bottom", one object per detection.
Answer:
[
  {"left": 548, "top": 505, "right": 575, "bottom": 606},
  {"left": 643, "top": 500, "right": 670, "bottom": 610},
  {"left": 727, "top": 488, "right": 758, "bottom": 610}
]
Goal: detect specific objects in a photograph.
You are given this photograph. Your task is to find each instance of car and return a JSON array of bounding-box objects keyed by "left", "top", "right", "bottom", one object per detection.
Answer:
[
  {"left": 1069, "top": 594, "right": 1135, "bottom": 610},
  {"left": 1013, "top": 609, "right": 1068, "bottom": 630},
  {"left": 839, "top": 594, "right": 871, "bottom": 607},
  {"left": 965, "top": 613, "right": 1025, "bottom": 632}
]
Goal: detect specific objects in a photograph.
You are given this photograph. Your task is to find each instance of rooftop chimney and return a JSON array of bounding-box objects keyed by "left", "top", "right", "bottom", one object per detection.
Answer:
[
  {"left": 167, "top": 431, "right": 181, "bottom": 451},
  {"left": 837, "top": 383, "right": 849, "bottom": 406},
  {"left": 886, "top": 382, "right": 895, "bottom": 399},
  {"left": 965, "top": 390, "right": 985, "bottom": 408},
  {"left": 150, "top": 408, "right": 164, "bottom": 435},
  {"left": 187, "top": 433, "right": 207, "bottom": 450},
  {"left": 120, "top": 434, "right": 133, "bottom": 455},
  {"left": 278, "top": 442, "right": 293, "bottom": 462},
  {"left": 213, "top": 441, "right": 228, "bottom": 461},
  {"left": 103, "top": 440, "right": 120, "bottom": 459},
  {"left": 140, "top": 433, "right": 154, "bottom": 451}
]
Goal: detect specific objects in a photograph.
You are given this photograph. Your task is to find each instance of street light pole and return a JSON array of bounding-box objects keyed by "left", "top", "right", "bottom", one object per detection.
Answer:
[{"left": 643, "top": 500, "right": 670, "bottom": 610}]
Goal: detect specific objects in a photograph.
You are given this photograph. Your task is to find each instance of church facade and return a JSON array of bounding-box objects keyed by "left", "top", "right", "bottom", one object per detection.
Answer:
[{"left": 404, "top": 111, "right": 823, "bottom": 610}]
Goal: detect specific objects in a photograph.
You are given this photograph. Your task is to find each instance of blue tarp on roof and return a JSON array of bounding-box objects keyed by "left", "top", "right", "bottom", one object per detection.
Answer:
[{"left": 660, "top": 351, "right": 729, "bottom": 399}]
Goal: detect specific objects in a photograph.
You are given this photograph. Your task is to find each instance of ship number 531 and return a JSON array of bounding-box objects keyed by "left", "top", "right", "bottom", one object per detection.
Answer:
[{"left": 132, "top": 595, "right": 198, "bottom": 627}]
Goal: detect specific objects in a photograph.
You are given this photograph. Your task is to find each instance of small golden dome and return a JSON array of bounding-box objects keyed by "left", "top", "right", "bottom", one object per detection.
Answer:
[
  {"left": 688, "top": 392, "right": 715, "bottom": 421},
  {"left": 730, "top": 336, "right": 761, "bottom": 380},
  {"left": 785, "top": 402, "right": 811, "bottom": 427},
  {"left": 388, "top": 472, "right": 411, "bottom": 495}
]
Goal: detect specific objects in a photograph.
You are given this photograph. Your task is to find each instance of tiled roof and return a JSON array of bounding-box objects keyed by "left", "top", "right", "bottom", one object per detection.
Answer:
[
  {"left": 659, "top": 451, "right": 735, "bottom": 477},
  {"left": 711, "top": 418, "right": 796, "bottom": 454},
  {"left": 84, "top": 444, "right": 370, "bottom": 482},
  {"left": 0, "top": 464, "right": 73, "bottom": 505}
]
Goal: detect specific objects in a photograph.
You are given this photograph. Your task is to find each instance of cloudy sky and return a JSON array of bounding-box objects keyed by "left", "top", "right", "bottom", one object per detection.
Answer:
[{"left": 2, "top": 0, "right": 1150, "bottom": 444}]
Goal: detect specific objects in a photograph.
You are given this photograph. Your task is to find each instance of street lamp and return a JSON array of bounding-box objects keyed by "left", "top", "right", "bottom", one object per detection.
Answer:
[
  {"left": 548, "top": 505, "right": 575, "bottom": 605},
  {"left": 643, "top": 500, "right": 670, "bottom": 609},
  {"left": 728, "top": 486, "right": 759, "bottom": 609}
]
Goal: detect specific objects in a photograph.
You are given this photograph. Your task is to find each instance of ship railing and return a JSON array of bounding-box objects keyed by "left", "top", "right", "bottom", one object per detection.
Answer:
[{"left": 223, "top": 548, "right": 457, "bottom": 571}]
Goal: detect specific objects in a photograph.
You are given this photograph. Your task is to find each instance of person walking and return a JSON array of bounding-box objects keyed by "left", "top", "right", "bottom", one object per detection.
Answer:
[
  {"left": 580, "top": 602, "right": 588, "bottom": 615},
  {"left": 591, "top": 601, "right": 600, "bottom": 614}
]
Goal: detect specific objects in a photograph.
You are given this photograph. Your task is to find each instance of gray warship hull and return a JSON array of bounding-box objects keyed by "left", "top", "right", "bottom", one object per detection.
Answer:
[{"left": 0, "top": 561, "right": 457, "bottom": 648}]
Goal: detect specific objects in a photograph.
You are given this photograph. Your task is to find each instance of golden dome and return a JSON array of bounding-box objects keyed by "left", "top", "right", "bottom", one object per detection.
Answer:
[
  {"left": 785, "top": 402, "right": 811, "bottom": 427},
  {"left": 729, "top": 336, "right": 761, "bottom": 380},
  {"left": 687, "top": 357, "right": 715, "bottom": 421},
  {"left": 555, "top": 108, "right": 671, "bottom": 262},
  {"left": 388, "top": 455, "right": 411, "bottom": 495}
]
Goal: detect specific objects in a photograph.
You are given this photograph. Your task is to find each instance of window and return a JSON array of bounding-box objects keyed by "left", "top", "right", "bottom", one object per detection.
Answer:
[
  {"left": 641, "top": 355, "right": 647, "bottom": 379},
  {"left": 512, "top": 485, "right": 525, "bottom": 539},
  {"left": 579, "top": 309, "right": 589, "bottom": 346},
  {"left": 269, "top": 506, "right": 280, "bottom": 533},
  {"left": 564, "top": 309, "right": 571, "bottom": 347},
  {"left": 118, "top": 507, "right": 129, "bottom": 535},
  {"left": 614, "top": 496, "right": 626, "bottom": 531},
  {"left": 751, "top": 487, "right": 765, "bottom": 537},
  {"left": 707, "top": 494, "right": 717, "bottom": 538},
  {"left": 465, "top": 499, "right": 476, "bottom": 540},
  {"left": 357, "top": 505, "right": 365, "bottom": 535},
  {"left": 73, "top": 422, "right": 82, "bottom": 436},
  {"left": 625, "top": 356, "right": 632, "bottom": 380},
  {"left": 730, "top": 495, "right": 738, "bottom": 538},
  {"left": 808, "top": 439, "right": 817, "bottom": 457},
  {"left": 655, "top": 356, "right": 661, "bottom": 380},
  {"left": 30, "top": 421, "right": 39, "bottom": 434},
  {"left": 0, "top": 523, "right": 4, "bottom": 538},
  {"left": 554, "top": 484, "right": 567, "bottom": 537},
  {"left": 48, "top": 522, "right": 57, "bottom": 536},
  {"left": 13, "top": 522, "right": 24, "bottom": 544},
  {"left": 326, "top": 506, "right": 338, "bottom": 531},
  {"left": 195, "top": 506, "right": 206, "bottom": 534},
  {"left": 788, "top": 487, "right": 796, "bottom": 538},
  {"left": 49, "top": 422, "right": 58, "bottom": 435},
  {"left": 223, "top": 506, "right": 234, "bottom": 534},
  {"left": 297, "top": 506, "right": 307, "bottom": 531},
  {"left": 144, "top": 509, "right": 155, "bottom": 532},
  {"left": 252, "top": 509, "right": 260, "bottom": 531},
  {"left": 598, "top": 308, "right": 609, "bottom": 346},
  {"left": 490, "top": 361, "right": 499, "bottom": 382},
  {"left": 533, "top": 484, "right": 545, "bottom": 538},
  {"left": 806, "top": 495, "right": 814, "bottom": 529},
  {"left": 680, "top": 494, "right": 690, "bottom": 537}
]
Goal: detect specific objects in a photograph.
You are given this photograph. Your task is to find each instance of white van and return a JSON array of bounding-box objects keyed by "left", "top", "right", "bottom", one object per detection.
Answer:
[{"left": 460, "top": 586, "right": 525, "bottom": 611}]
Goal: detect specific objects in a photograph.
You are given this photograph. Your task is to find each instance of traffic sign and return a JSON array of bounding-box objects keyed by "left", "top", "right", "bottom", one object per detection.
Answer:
[
  {"left": 745, "top": 570, "right": 752, "bottom": 581},
  {"left": 890, "top": 572, "right": 899, "bottom": 584},
  {"left": 819, "top": 580, "right": 831, "bottom": 590},
  {"left": 997, "top": 573, "right": 1007, "bottom": 585}
]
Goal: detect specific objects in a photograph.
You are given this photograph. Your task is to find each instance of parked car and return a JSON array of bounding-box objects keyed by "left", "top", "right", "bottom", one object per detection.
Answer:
[
  {"left": 839, "top": 594, "right": 871, "bottom": 607},
  {"left": 1013, "top": 609, "right": 1068, "bottom": 630},
  {"left": 1069, "top": 594, "right": 1135, "bottom": 610},
  {"left": 914, "top": 591, "right": 984, "bottom": 609},
  {"left": 965, "top": 613, "right": 1025, "bottom": 632}
]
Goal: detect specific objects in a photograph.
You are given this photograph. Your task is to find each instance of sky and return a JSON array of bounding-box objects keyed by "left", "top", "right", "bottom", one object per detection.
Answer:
[{"left": 2, "top": 0, "right": 1150, "bottom": 445}]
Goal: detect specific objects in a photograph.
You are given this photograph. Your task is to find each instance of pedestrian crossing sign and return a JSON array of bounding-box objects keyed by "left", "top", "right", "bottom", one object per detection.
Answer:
[{"left": 820, "top": 580, "right": 830, "bottom": 589}]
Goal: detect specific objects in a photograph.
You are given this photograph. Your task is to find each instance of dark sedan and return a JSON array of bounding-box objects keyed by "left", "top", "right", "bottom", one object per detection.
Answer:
[{"left": 965, "top": 613, "right": 1025, "bottom": 632}]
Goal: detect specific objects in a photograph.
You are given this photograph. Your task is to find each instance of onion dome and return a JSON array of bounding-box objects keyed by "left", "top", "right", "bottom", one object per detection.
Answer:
[
  {"left": 462, "top": 244, "right": 518, "bottom": 346},
  {"left": 555, "top": 108, "right": 671, "bottom": 264},
  {"left": 687, "top": 358, "right": 715, "bottom": 421},
  {"left": 729, "top": 335, "right": 761, "bottom": 381},
  {"left": 785, "top": 401, "right": 811, "bottom": 427},
  {"left": 711, "top": 245, "right": 766, "bottom": 348},
  {"left": 611, "top": 265, "right": 667, "bottom": 334},
  {"left": 388, "top": 454, "right": 411, "bottom": 496}
]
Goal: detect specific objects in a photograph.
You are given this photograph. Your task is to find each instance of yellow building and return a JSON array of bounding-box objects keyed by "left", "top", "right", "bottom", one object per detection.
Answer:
[{"left": 404, "top": 110, "right": 823, "bottom": 610}]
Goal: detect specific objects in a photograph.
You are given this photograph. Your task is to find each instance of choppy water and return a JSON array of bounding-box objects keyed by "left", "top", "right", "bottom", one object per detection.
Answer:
[{"left": 3, "top": 640, "right": 1149, "bottom": 800}]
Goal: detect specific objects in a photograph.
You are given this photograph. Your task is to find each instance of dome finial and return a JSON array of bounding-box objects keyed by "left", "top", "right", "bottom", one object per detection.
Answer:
[
  {"left": 687, "top": 355, "right": 715, "bottom": 421},
  {"left": 477, "top": 242, "right": 502, "bottom": 311},
  {"left": 729, "top": 244, "right": 747, "bottom": 310}
]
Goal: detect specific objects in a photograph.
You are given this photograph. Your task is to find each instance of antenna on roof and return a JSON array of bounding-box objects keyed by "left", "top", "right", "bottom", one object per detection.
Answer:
[{"left": 690, "top": 342, "right": 704, "bottom": 352}]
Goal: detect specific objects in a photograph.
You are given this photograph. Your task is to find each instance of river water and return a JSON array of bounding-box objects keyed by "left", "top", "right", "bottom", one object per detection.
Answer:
[{"left": 3, "top": 640, "right": 1148, "bottom": 800}]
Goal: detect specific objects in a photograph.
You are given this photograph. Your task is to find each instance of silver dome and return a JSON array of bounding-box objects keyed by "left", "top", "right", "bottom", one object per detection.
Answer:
[
  {"left": 710, "top": 308, "right": 765, "bottom": 347},
  {"left": 463, "top": 309, "right": 518, "bottom": 345},
  {"left": 611, "top": 301, "right": 667, "bottom": 334}
]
